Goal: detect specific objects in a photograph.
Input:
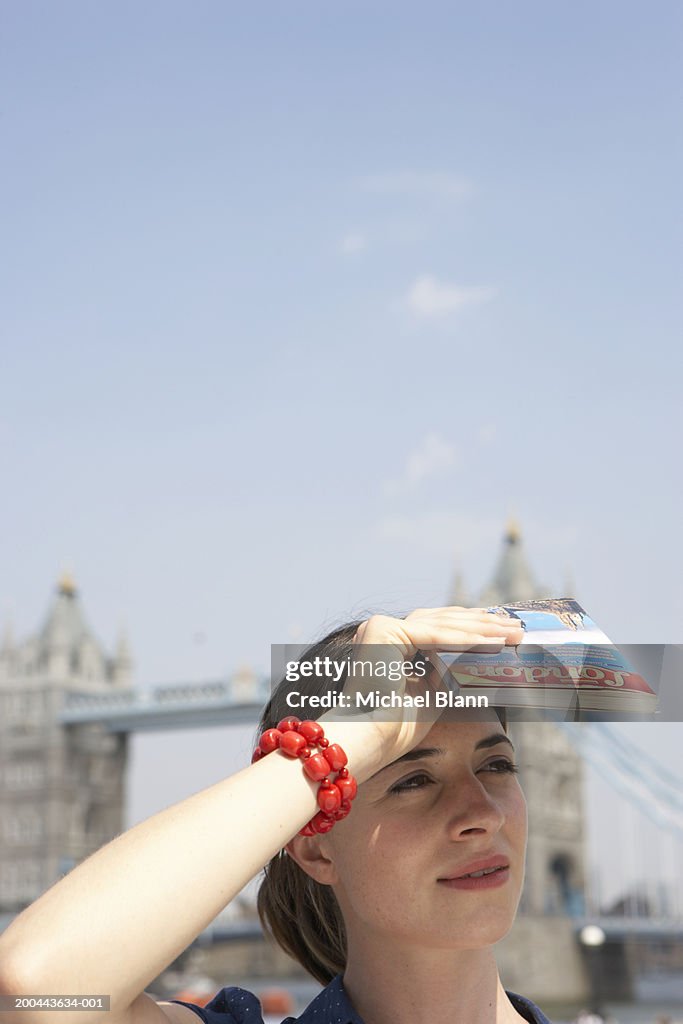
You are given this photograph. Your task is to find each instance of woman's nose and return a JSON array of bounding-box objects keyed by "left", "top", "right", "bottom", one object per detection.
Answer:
[{"left": 443, "top": 777, "right": 506, "bottom": 839}]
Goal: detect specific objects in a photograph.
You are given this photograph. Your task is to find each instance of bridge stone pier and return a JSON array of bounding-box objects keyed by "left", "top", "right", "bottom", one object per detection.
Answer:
[{"left": 0, "top": 578, "right": 266, "bottom": 913}]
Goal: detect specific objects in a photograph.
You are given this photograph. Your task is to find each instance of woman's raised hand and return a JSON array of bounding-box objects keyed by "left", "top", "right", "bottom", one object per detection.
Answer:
[
  {"left": 322, "top": 606, "right": 524, "bottom": 777},
  {"left": 353, "top": 605, "right": 524, "bottom": 655}
]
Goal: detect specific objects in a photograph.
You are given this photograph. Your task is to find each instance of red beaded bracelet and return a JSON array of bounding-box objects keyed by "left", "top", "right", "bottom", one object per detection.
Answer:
[{"left": 252, "top": 716, "right": 358, "bottom": 835}]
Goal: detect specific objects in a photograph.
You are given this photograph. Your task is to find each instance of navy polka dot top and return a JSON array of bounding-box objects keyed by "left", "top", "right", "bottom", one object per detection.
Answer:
[{"left": 172, "top": 972, "right": 553, "bottom": 1023}]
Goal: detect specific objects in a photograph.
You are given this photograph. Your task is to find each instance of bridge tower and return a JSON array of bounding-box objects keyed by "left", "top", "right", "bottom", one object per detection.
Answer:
[
  {"left": 450, "top": 521, "right": 589, "bottom": 999},
  {"left": 0, "top": 575, "right": 130, "bottom": 912}
]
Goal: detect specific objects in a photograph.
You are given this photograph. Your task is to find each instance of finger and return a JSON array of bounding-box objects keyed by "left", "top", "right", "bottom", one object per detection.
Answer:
[
  {"left": 448, "top": 620, "right": 524, "bottom": 646},
  {"left": 418, "top": 608, "right": 521, "bottom": 629},
  {"left": 353, "top": 610, "right": 523, "bottom": 656},
  {"left": 407, "top": 606, "right": 505, "bottom": 620},
  {"left": 420, "top": 633, "right": 508, "bottom": 653},
  {"left": 409, "top": 605, "right": 515, "bottom": 617},
  {"left": 466, "top": 617, "right": 523, "bottom": 635},
  {"left": 437, "top": 618, "right": 521, "bottom": 634},
  {"left": 394, "top": 617, "right": 523, "bottom": 650}
]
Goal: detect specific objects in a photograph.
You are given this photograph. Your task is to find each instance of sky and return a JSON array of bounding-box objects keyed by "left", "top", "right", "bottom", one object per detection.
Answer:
[{"left": 2, "top": 1, "right": 682, "bottom": 910}]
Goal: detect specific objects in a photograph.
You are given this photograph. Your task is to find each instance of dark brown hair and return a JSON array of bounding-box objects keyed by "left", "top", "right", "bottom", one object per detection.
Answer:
[{"left": 256, "top": 621, "right": 359, "bottom": 985}]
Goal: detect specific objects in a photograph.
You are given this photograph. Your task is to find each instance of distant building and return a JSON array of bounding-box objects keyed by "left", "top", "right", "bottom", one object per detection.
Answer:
[
  {"left": 450, "top": 517, "right": 551, "bottom": 608},
  {"left": 454, "top": 521, "right": 588, "bottom": 1000},
  {"left": 451, "top": 520, "right": 586, "bottom": 920},
  {"left": 0, "top": 575, "right": 130, "bottom": 911}
]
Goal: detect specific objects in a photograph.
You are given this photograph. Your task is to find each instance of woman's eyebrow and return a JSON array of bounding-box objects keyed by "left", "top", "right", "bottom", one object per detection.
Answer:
[
  {"left": 474, "top": 732, "right": 515, "bottom": 752},
  {"left": 367, "top": 733, "right": 515, "bottom": 782},
  {"left": 368, "top": 747, "right": 444, "bottom": 781}
]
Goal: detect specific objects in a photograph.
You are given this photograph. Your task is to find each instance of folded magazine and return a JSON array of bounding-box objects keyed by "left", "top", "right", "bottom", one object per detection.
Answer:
[{"left": 435, "top": 599, "right": 657, "bottom": 715}]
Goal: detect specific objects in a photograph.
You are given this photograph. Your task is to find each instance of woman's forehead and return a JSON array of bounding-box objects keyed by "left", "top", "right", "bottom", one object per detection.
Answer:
[{"left": 416, "top": 713, "right": 506, "bottom": 750}]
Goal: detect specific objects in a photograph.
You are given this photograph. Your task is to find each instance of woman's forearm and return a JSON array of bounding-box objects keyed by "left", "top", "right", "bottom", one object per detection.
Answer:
[{"left": 0, "top": 724, "right": 381, "bottom": 1014}]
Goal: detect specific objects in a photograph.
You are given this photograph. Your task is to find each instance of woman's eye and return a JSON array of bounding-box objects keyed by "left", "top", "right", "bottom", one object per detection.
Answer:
[
  {"left": 481, "top": 758, "right": 519, "bottom": 775},
  {"left": 389, "top": 772, "right": 434, "bottom": 794}
]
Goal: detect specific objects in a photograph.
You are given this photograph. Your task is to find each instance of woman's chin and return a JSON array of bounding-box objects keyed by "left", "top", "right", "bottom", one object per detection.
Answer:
[{"left": 410, "top": 914, "right": 517, "bottom": 952}]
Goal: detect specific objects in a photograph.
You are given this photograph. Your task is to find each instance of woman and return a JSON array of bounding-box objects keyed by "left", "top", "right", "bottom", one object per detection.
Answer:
[{"left": 0, "top": 607, "right": 552, "bottom": 1024}]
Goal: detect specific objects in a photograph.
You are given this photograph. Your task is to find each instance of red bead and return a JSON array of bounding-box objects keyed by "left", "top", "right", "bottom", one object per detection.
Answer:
[
  {"left": 303, "top": 753, "right": 331, "bottom": 781},
  {"left": 259, "top": 729, "right": 282, "bottom": 754},
  {"left": 299, "top": 823, "right": 316, "bottom": 836},
  {"left": 297, "top": 746, "right": 312, "bottom": 760},
  {"left": 279, "top": 731, "right": 308, "bottom": 758},
  {"left": 336, "top": 767, "right": 349, "bottom": 779},
  {"left": 334, "top": 803, "right": 351, "bottom": 821},
  {"left": 318, "top": 737, "right": 329, "bottom": 749},
  {"left": 298, "top": 720, "right": 325, "bottom": 744},
  {"left": 277, "top": 716, "right": 301, "bottom": 733},
  {"left": 323, "top": 744, "right": 347, "bottom": 772},
  {"left": 251, "top": 748, "right": 264, "bottom": 763},
  {"left": 317, "top": 782, "right": 342, "bottom": 813},
  {"left": 336, "top": 774, "right": 358, "bottom": 802},
  {"left": 311, "top": 812, "right": 335, "bottom": 834}
]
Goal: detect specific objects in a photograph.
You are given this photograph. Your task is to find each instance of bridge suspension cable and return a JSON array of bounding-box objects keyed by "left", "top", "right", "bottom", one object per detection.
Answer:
[
  {"left": 591, "top": 722, "right": 683, "bottom": 811},
  {"left": 558, "top": 723, "right": 683, "bottom": 842}
]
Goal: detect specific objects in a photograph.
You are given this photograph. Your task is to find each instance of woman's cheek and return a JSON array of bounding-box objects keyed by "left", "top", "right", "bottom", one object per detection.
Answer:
[{"left": 516, "top": 787, "right": 529, "bottom": 838}]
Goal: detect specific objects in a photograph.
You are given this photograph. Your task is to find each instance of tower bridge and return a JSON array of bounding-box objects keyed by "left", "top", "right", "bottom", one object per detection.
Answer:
[
  {"left": 1, "top": 532, "right": 681, "bottom": 1005},
  {"left": 60, "top": 681, "right": 267, "bottom": 732}
]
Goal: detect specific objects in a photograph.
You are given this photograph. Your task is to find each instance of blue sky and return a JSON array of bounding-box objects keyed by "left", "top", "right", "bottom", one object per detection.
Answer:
[
  {"left": 3, "top": 2, "right": 681, "bottom": 683},
  {"left": 3, "top": 0, "right": 681, "bottom": 921}
]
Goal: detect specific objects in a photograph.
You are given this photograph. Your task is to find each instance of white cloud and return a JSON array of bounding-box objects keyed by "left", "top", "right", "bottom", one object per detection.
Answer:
[
  {"left": 340, "top": 231, "right": 367, "bottom": 254},
  {"left": 360, "top": 171, "right": 473, "bottom": 201},
  {"left": 406, "top": 275, "right": 496, "bottom": 317},
  {"left": 384, "top": 432, "right": 458, "bottom": 496}
]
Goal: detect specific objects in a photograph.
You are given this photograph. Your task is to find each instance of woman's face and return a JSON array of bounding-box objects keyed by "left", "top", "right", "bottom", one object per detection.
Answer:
[{"left": 320, "top": 715, "right": 527, "bottom": 952}]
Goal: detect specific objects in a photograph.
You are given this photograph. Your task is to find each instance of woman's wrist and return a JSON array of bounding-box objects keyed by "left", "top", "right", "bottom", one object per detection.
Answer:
[
  {"left": 316, "top": 715, "right": 388, "bottom": 784},
  {"left": 254, "top": 717, "right": 358, "bottom": 835}
]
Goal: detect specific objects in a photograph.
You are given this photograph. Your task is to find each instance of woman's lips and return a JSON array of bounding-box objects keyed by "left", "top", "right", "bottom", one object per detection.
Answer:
[
  {"left": 437, "top": 865, "right": 510, "bottom": 890},
  {"left": 437, "top": 855, "right": 510, "bottom": 891}
]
